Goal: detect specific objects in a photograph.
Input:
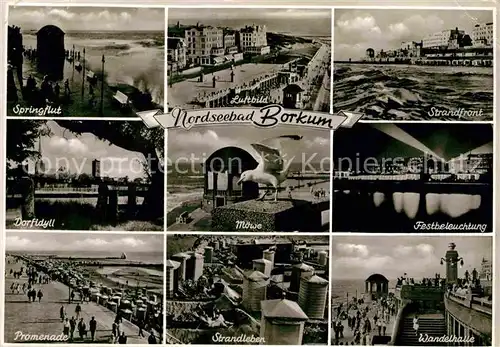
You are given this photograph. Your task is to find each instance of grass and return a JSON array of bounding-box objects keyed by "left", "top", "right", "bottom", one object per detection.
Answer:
[
  {"left": 7, "top": 200, "right": 163, "bottom": 231},
  {"left": 166, "top": 199, "right": 202, "bottom": 227},
  {"left": 193, "top": 216, "right": 212, "bottom": 231}
]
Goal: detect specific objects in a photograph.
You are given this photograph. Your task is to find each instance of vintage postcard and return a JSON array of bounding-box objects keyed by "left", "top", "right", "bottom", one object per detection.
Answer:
[
  {"left": 332, "top": 123, "right": 493, "bottom": 233},
  {"left": 166, "top": 234, "right": 329, "bottom": 345},
  {"left": 162, "top": 7, "right": 340, "bottom": 233},
  {"left": 5, "top": 119, "right": 165, "bottom": 231},
  {"left": 331, "top": 235, "right": 492, "bottom": 346},
  {"left": 4, "top": 232, "right": 164, "bottom": 343},
  {"left": 333, "top": 9, "right": 494, "bottom": 121},
  {"left": 7, "top": 7, "right": 165, "bottom": 118}
]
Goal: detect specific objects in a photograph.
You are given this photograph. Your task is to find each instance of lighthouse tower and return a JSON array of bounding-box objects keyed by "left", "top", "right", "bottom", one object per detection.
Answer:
[{"left": 444, "top": 243, "right": 459, "bottom": 284}]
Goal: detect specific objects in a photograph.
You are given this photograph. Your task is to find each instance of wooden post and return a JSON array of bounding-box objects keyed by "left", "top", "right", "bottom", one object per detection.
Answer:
[
  {"left": 127, "top": 184, "right": 137, "bottom": 215},
  {"left": 107, "top": 189, "right": 118, "bottom": 225},
  {"left": 20, "top": 177, "right": 35, "bottom": 219},
  {"left": 96, "top": 183, "right": 109, "bottom": 221}
]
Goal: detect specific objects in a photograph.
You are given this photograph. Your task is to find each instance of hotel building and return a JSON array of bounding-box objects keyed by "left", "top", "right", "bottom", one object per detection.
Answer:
[
  {"left": 185, "top": 25, "right": 225, "bottom": 65},
  {"left": 472, "top": 22, "right": 494, "bottom": 47},
  {"left": 239, "top": 25, "right": 271, "bottom": 55}
]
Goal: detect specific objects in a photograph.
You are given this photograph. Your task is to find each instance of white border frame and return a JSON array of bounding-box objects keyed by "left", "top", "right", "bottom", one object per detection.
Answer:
[{"left": 0, "top": 2, "right": 497, "bottom": 347}]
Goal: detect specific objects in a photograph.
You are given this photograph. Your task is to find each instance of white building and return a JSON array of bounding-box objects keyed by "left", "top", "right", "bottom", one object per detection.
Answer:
[
  {"left": 472, "top": 22, "right": 494, "bottom": 47},
  {"left": 422, "top": 30, "right": 454, "bottom": 49},
  {"left": 185, "top": 25, "right": 224, "bottom": 65},
  {"left": 239, "top": 25, "right": 270, "bottom": 55},
  {"left": 167, "top": 37, "right": 187, "bottom": 71}
]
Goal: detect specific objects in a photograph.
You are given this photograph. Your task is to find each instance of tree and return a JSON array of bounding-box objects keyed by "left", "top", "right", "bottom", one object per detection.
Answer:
[
  {"left": 6, "top": 119, "right": 50, "bottom": 164},
  {"left": 54, "top": 120, "right": 164, "bottom": 220}
]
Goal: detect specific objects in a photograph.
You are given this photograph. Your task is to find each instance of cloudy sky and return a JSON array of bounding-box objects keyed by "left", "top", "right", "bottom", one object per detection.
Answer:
[
  {"left": 27, "top": 121, "right": 147, "bottom": 179},
  {"left": 169, "top": 8, "right": 331, "bottom": 37},
  {"left": 6, "top": 232, "right": 163, "bottom": 252},
  {"left": 332, "top": 236, "right": 492, "bottom": 281},
  {"left": 9, "top": 7, "right": 164, "bottom": 31},
  {"left": 334, "top": 9, "right": 493, "bottom": 60},
  {"left": 167, "top": 125, "right": 331, "bottom": 165}
]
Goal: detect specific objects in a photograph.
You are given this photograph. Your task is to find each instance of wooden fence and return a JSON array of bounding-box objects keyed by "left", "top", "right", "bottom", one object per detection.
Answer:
[{"left": 7, "top": 177, "right": 150, "bottom": 224}]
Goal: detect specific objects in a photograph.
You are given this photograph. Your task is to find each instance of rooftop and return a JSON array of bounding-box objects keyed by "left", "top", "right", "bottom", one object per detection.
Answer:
[
  {"left": 261, "top": 298, "right": 308, "bottom": 320},
  {"left": 366, "top": 273, "right": 389, "bottom": 283}
]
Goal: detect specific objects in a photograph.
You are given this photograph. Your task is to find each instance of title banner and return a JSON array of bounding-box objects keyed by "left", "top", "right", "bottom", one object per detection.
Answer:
[{"left": 137, "top": 104, "right": 363, "bottom": 130}]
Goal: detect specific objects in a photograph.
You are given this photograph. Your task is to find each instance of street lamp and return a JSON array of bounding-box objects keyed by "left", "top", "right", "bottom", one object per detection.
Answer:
[
  {"left": 81, "top": 48, "right": 86, "bottom": 99},
  {"left": 440, "top": 242, "right": 464, "bottom": 284},
  {"left": 72, "top": 45, "right": 75, "bottom": 82},
  {"left": 440, "top": 257, "right": 464, "bottom": 267},
  {"left": 100, "top": 54, "right": 105, "bottom": 116}
]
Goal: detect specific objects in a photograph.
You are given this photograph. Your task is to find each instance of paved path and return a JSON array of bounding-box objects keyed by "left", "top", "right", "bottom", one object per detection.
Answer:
[
  {"left": 169, "top": 63, "right": 282, "bottom": 107},
  {"left": 4, "top": 256, "right": 158, "bottom": 344},
  {"left": 332, "top": 299, "right": 397, "bottom": 345}
]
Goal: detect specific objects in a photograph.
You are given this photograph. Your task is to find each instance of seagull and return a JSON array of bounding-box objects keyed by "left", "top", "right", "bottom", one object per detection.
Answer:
[{"left": 237, "top": 135, "right": 303, "bottom": 202}]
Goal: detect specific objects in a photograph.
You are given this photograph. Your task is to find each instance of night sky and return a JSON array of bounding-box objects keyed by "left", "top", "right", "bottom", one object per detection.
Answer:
[{"left": 333, "top": 123, "right": 493, "bottom": 162}]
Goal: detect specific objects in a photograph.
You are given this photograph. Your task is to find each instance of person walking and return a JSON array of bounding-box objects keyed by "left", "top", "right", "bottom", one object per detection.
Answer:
[
  {"left": 413, "top": 315, "right": 419, "bottom": 337},
  {"left": 60, "top": 305, "right": 66, "bottom": 322},
  {"left": 118, "top": 332, "right": 128, "bottom": 344},
  {"left": 69, "top": 317, "right": 76, "bottom": 341},
  {"left": 78, "top": 318, "right": 87, "bottom": 340},
  {"left": 112, "top": 321, "right": 118, "bottom": 343},
  {"left": 89, "top": 316, "right": 97, "bottom": 341},
  {"left": 37, "top": 289, "right": 43, "bottom": 302},
  {"left": 75, "top": 303, "right": 82, "bottom": 320},
  {"left": 63, "top": 318, "right": 70, "bottom": 337},
  {"left": 138, "top": 320, "right": 145, "bottom": 338},
  {"left": 148, "top": 330, "right": 157, "bottom": 344}
]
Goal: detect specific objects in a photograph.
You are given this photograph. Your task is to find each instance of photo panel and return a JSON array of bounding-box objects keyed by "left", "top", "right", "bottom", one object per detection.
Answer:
[
  {"left": 167, "top": 125, "right": 331, "bottom": 232},
  {"left": 7, "top": 6, "right": 165, "bottom": 118},
  {"left": 332, "top": 123, "right": 493, "bottom": 233},
  {"left": 167, "top": 8, "right": 332, "bottom": 112},
  {"left": 333, "top": 8, "right": 494, "bottom": 121},
  {"left": 4, "top": 232, "right": 164, "bottom": 344},
  {"left": 5, "top": 119, "right": 165, "bottom": 231},
  {"left": 166, "top": 234, "right": 329, "bottom": 345},
  {"left": 331, "top": 235, "right": 492, "bottom": 346}
]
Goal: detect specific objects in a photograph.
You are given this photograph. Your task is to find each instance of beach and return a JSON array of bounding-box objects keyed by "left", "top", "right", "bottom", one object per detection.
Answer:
[{"left": 4, "top": 255, "right": 162, "bottom": 343}]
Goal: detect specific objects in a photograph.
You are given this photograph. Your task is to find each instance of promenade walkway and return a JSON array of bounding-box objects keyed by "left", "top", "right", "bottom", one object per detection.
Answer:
[
  {"left": 332, "top": 299, "right": 397, "bottom": 345},
  {"left": 4, "top": 256, "right": 158, "bottom": 344}
]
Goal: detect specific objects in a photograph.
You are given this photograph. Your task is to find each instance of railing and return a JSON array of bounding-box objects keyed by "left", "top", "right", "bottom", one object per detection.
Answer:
[{"left": 447, "top": 291, "right": 492, "bottom": 314}]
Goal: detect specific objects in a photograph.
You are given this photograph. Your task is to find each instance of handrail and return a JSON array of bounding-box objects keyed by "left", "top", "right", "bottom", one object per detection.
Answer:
[{"left": 389, "top": 302, "right": 408, "bottom": 345}]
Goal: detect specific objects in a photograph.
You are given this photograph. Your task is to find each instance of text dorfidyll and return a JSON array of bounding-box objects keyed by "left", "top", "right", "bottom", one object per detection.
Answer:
[{"left": 168, "top": 105, "right": 339, "bottom": 130}]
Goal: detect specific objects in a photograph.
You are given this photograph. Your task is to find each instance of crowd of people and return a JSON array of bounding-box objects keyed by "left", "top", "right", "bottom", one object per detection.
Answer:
[
  {"left": 6, "top": 256, "right": 160, "bottom": 344},
  {"left": 332, "top": 295, "right": 397, "bottom": 345}
]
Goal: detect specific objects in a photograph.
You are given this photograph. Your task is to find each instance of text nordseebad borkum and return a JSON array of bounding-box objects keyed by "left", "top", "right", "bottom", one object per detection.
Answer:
[{"left": 170, "top": 104, "right": 335, "bottom": 130}]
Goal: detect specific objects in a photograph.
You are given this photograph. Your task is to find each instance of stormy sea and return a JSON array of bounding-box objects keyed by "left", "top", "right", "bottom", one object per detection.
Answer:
[
  {"left": 22, "top": 30, "right": 165, "bottom": 105},
  {"left": 333, "top": 64, "right": 493, "bottom": 121}
]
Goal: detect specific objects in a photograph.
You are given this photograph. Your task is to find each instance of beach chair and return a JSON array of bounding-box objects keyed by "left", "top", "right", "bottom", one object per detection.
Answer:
[
  {"left": 86, "top": 71, "right": 97, "bottom": 84},
  {"left": 176, "top": 211, "right": 190, "bottom": 224},
  {"left": 113, "top": 91, "right": 130, "bottom": 109}
]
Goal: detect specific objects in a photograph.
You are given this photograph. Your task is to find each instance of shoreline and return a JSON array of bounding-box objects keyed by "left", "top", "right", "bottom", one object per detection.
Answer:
[{"left": 334, "top": 61, "right": 493, "bottom": 68}]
